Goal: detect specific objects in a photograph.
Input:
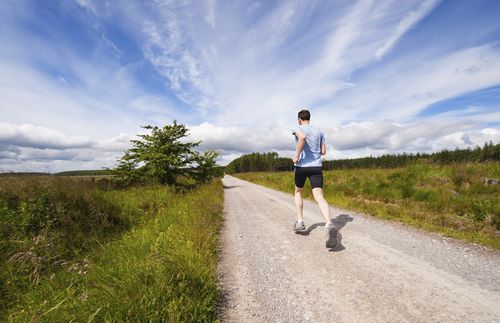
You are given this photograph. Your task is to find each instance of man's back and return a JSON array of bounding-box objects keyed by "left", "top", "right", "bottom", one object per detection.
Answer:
[{"left": 294, "top": 124, "right": 324, "bottom": 167}]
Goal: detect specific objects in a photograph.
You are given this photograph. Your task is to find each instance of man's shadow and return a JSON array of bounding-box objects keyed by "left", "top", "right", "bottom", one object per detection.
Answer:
[{"left": 296, "top": 214, "right": 353, "bottom": 252}]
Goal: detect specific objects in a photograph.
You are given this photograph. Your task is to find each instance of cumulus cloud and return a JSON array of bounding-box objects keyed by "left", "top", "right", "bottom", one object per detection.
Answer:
[
  {"left": 0, "top": 123, "right": 128, "bottom": 172},
  {"left": 187, "top": 120, "right": 499, "bottom": 164},
  {"left": 95, "top": 133, "right": 134, "bottom": 152},
  {"left": 187, "top": 123, "right": 293, "bottom": 153},
  {"left": 16, "top": 148, "right": 92, "bottom": 162},
  {"left": 0, "top": 144, "right": 20, "bottom": 159},
  {"left": 0, "top": 123, "right": 94, "bottom": 150},
  {"left": 1, "top": 118, "right": 497, "bottom": 171}
]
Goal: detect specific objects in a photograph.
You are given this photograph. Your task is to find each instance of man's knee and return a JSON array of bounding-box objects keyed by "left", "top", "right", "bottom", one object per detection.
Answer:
[
  {"left": 312, "top": 187, "right": 324, "bottom": 200},
  {"left": 295, "top": 186, "right": 303, "bottom": 194}
]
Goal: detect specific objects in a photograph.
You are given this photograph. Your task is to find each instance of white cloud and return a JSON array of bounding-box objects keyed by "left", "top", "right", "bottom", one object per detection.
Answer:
[
  {"left": 184, "top": 0, "right": 445, "bottom": 126},
  {"left": 315, "top": 43, "right": 500, "bottom": 123},
  {"left": 17, "top": 148, "right": 91, "bottom": 161},
  {"left": 0, "top": 123, "right": 93, "bottom": 149},
  {"left": 205, "top": 0, "right": 216, "bottom": 28},
  {"left": 95, "top": 133, "right": 134, "bottom": 152},
  {"left": 0, "top": 44, "right": 151, "bottom": 138},
  {"left": 0, "top": 123, "right": 130, "bottom": 172},
  {"left": 75, "top": 0, "right": 97, "bottom": 14},
  {"left": 187, "top": 119, "right": 498, "bottom": 165},
  {"left": 375, "top": 0, "right": 440, "bottom": 60},
  {"left": 1, "top": 118, "right": 496, "bottom": 171},
  {"left": 187, "top": 122, "right": 293, "bottom": 153},
  {"left": 74, "top": 0, "right": 496, "bottom": 130},
  {"left": 322, "top": 118, "right": 487, "bottom": 153}
]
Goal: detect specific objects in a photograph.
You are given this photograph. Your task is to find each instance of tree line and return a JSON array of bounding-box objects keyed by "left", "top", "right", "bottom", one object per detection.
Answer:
[
  {"left": 55, "top": 169, "right": 114, "bottom": 176},
  {"left": 224, "top": 152, "right": 293, "bottom": 173},
  {"left": 225, "top": 141, "right": 500, "bottom": 173},
  {"left": 325, "top": 141, "right": 499, "bottom": 170}
]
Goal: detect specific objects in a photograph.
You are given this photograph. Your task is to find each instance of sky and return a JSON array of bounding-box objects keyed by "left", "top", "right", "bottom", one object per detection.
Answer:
[{"left": 1, "top": 0, "right": 500, "bottom": 172}]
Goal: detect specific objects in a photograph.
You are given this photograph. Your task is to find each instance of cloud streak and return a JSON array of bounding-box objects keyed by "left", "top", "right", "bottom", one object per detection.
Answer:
[{"left": 375, "top": 0, "right": 440, "bottom": 60}]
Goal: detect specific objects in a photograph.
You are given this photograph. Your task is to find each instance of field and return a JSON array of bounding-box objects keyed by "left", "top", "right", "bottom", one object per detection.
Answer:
[
  {"left": 0, "top": 176, "right": 223, "bottom": 321},
  {"left": 235, "top": 162, "right": 500, "bottom": 249}
]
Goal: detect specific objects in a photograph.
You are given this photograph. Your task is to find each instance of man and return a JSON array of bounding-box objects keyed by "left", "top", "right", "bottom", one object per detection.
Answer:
[{"left": 292, "top": 109, "right": 337, "bottom": 248}]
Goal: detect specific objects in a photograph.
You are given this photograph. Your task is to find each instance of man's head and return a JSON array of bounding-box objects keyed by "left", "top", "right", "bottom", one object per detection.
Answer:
[{"left": 298, "top": 109, "right": 310, "bottom": 124}]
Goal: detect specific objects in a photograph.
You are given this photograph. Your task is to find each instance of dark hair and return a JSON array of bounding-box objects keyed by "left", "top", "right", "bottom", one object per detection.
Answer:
[{"left": 298, "top": 109, "right": 310, "bottom": 121}]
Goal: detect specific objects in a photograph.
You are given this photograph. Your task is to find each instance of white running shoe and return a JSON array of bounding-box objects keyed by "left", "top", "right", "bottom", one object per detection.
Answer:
[
  {"left": 325, "top": 221, "right": 338, "bottom": 249},
  {"left": 294, "top": 220, "right": 306, "bottom": 233}
]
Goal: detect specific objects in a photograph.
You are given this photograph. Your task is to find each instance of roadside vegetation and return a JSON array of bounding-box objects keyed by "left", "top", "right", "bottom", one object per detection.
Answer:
[
  {"left": 234, "top": 158, "right": 500, "bottom": 249},
  {"left": 0, "top": 122, "right": 224, "bottom": 321},
  {"left": 1, "top": 176, "right": 223, "bottom": 321}
]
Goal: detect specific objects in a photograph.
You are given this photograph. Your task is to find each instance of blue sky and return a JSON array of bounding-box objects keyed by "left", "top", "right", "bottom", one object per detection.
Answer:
[{"left": 1, "top": 0, "right": 499, "bottom": 172}]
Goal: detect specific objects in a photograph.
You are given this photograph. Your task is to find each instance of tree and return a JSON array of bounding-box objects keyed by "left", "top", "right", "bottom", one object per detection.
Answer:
[
  {"left": 191, "top": 150, "right": 222, "bottom": 183},
  {"left": 115, "top": 121, "right": 219, "bottom": 185}
]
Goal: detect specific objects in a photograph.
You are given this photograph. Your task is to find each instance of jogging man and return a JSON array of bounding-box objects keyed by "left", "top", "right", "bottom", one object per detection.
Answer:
[{"left": 292, "top": 109, "right": 336, "bottom": 248}]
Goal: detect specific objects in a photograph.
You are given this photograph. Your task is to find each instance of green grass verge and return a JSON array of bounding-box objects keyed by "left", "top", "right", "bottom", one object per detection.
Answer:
[
  {"left": 234, "top": 162, "right": 500, "bottom": 249},
  {"left": 1, "top": 176, "right": 223, "bottom": 321}
]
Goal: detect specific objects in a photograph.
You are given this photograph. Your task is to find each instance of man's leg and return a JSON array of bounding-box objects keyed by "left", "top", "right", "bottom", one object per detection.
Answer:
[
  {"left": 309, "top": 168, "right": 330, "bottom": 224},
  {"left": 294, "top": 186, "right": 304, "bottom": 221},
  {"left": 312, "top": 188, "right": 330, "bottom": 224},
  {"left": 293, "top": 186, "right": 306, "bottom": 233},
  {"left": 313, "top": 186, "right": 338, "bottom": 248}
]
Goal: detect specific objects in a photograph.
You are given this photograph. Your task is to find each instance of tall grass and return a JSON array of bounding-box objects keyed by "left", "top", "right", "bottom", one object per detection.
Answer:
[
  {"left": 0, "top": 176, "right": 223, "bottom": 321},
  {"left": 235, "top": 162, "right": 500, "bottom": 249}
]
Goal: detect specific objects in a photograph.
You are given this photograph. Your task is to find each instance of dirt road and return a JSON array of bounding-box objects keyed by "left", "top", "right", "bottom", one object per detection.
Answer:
[{"left": 217, "top": 175, "right": 500, "bottom": 322}]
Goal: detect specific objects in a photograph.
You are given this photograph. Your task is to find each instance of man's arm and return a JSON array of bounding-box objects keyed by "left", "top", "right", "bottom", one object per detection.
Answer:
[
  {"left": 321, "top": 142, "right": 326, "bottom": 155},
  {"left": 293, "top": 130, "right": 306, "bottom": 163}
]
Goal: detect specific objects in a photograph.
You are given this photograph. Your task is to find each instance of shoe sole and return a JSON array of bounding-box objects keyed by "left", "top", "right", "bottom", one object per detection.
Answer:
[
  {"left": 294, "top": 228, "right": 307, "bottom": 234},
  {"left": 326, "top": 227, "right": 338, "bottom": 248}
]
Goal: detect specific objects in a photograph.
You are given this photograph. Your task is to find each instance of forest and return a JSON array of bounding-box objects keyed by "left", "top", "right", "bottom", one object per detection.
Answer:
[{"left": 225, "top": 141, "right": 500, "bottom": 173}]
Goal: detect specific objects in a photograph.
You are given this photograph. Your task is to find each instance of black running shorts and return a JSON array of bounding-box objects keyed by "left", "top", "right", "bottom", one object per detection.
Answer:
[{"left": 294, "top": 166, "right": 323, "bottom": 189}]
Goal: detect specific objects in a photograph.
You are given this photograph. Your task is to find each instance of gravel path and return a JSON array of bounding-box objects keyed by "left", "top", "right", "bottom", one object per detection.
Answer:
[{"left": 217, "top": 175, "right": 500, "bottom": 323}]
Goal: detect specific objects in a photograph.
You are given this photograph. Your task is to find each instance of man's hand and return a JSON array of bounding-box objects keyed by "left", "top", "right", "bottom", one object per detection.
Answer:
[{"left": 293, "top": 154, "right": 300, "bottom": 163}]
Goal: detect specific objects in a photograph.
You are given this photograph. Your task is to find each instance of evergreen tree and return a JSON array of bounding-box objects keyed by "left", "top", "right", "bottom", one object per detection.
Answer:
[{"left": 115, "top": 122, "right": 219, "bottom": 185}]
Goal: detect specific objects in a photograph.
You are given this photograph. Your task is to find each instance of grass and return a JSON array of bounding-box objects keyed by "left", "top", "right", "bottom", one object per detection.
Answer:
[
  {"left": 0, "top": 176, "right": 223, "bottom": 321},
  {"left": 234, "top": 162, "right": 500, "bottom": 249}
]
